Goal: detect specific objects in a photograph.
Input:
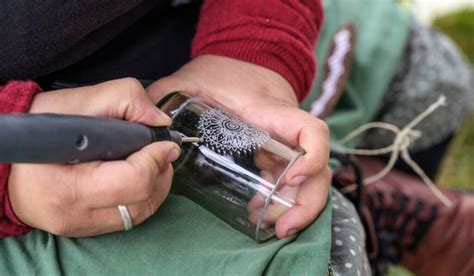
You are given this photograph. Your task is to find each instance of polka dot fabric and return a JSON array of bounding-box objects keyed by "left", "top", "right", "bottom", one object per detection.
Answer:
[{"left": 329, "top": 189, "right": 371, "bottom": 275}]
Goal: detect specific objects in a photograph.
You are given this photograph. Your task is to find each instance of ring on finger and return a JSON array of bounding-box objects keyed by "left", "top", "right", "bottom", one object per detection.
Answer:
[{"left": 118, "top": 205, "right": 133, "bottom": 231}]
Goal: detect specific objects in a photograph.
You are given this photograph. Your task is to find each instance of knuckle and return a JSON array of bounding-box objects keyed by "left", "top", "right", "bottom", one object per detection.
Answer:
[
  {"left": 132, "top": 161, "right": 154, "bottom": 182},
  {"left": 135, "top": 152, "right": 160, "bottom": 179},
  {"left": 131, "top": 162, "right": 146, "bottom": 178},
  {"left": 128, "top": 169, "right": 155, "bottom": 201},
  {"left": 118, "top": 77, "right": 141, "bottom": 86},
  {"left": 133, "top": 201, "right": 157, "bottom": 226},
  {"left": 136, "top": 181, "right": 154, "bottom": 202},
  {"left": 144, "top": 199, "right": 158, "bottom": 219},
  {"left": 107, "top": 78, "right": 144, "bottom": 102},
  {"left": 319, "top": 120, "right": 329, "bottom": 135},
  {"left": 122, "top": 78, "right": 144, "bottom": 96},
  {"left": 312, "top": 117, "right": 329, "bottom": 136}
]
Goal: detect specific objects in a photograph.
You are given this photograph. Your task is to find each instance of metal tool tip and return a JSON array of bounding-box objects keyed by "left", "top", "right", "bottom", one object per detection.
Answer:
[{"left": 181, "top": 137, "right": 204, "bottom": 143}]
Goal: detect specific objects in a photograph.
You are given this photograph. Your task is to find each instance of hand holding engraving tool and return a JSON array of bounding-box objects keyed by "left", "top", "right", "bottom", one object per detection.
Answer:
[
  {"left": 0, "top": 113, "right": 203, "bottom": 164},
  {"left": 6, "top": 79, "right": 187, "bottom": 238}
]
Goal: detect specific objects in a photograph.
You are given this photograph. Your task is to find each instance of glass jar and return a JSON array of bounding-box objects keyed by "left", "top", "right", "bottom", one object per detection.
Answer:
[{"left": 158, "top": 93, "right": 303, "bottom": 242}]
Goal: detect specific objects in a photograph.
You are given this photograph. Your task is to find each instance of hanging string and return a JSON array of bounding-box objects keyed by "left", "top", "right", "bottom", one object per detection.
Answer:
[{"left": 336, "top": 95, "right": 453, "bottom": 207}]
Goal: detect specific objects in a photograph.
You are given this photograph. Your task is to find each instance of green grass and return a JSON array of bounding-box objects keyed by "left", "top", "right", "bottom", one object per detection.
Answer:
[
  {"left": 433, "top": 9, "right": 474, "bottom": 64},
  {"left": 388, "top": 266, "right": 413, "bottom": 276},
  {"left": 432, "top": 9, "right": 474, "bottom": 191},
  {"left": 437, "top": 113, "right": 474, "bottom": 190}
]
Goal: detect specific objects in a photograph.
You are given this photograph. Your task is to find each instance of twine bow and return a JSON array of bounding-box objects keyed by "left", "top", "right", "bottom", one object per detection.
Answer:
[{"left": 336, "top": 95, "right": 453, "bottom": 207}]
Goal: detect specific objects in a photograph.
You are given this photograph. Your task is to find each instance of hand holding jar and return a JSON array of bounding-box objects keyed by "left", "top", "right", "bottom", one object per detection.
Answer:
[{"left": 148, "top": 55, "right": 331, "bottom": 240}]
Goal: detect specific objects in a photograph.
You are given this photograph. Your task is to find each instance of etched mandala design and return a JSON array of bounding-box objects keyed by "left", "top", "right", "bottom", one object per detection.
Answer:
[{"left": 198, "top": 108, "right": 270, "bottom": 155}]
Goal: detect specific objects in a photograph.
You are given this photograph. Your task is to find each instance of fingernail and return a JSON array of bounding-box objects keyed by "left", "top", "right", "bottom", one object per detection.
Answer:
[
  {"left": 286, "top": 229, "right": 298, "bottom": 236},
  {"left": 154, "top": 107, "right": 172, "bottom": 124},
  {"left": 166, "top": 147, "right": 181, "bottom": 163},
  {"left": 291, "top": 175, "right": 306, "bottom": 185}
]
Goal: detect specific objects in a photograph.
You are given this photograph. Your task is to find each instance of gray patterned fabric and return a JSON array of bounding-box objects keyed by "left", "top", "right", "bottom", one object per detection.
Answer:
[
  {"left": 330, "top": 189, "right": 372, "bottom": 276},
  {"left": 360, "top": 22, "right": 474, "bottom": 152}
]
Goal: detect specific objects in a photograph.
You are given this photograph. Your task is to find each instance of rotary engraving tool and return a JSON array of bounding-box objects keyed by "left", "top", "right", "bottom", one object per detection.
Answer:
[{"left": 0, "top": 113, "right": 203, "bottom": 164}]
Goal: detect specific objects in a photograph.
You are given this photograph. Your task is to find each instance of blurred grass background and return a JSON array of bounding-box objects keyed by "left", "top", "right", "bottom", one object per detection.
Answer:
[
  {"left": 389, "top": 8, "right": 473, "bottom": 276},
  {"left": 434, "top": 9, "right": 474, "bottom": 191},
  {"left": 433, "top": 9, "right": 474, "bottom": 64}
]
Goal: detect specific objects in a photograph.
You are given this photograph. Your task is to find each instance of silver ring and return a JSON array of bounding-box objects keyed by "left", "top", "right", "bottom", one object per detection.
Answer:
[{"left": 118, "top": 205, "right": 133, "bottom": 231}]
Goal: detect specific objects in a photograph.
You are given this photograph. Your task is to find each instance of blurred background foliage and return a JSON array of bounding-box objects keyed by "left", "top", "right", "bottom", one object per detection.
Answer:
[
  {"left": 433, "top": 9, "right": 474, "bottom": 64},
  {"left": 434, "top": 9, "right": 474, "bottom": 191},
  {"left": 389, "top": 8, "right": 473, "bottom": 276}
]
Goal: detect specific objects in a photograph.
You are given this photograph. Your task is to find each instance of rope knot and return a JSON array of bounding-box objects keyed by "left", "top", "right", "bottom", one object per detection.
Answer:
[{"left": 337, "top": 96, "right": 452, "bottom": 207}]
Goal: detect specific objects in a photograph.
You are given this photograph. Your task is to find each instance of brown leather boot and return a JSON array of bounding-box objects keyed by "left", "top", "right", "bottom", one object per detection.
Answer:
[{"left": 334, "top": 156, "right": 474, "bottom": 276}]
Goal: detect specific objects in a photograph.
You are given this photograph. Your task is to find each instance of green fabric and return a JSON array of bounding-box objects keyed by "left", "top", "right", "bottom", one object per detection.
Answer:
[
  {"left": 0, "top": 195, "right": 332, "bottom": 275},
  {"left": 300, "top": 0, "right": 412, "bottom": 148}
]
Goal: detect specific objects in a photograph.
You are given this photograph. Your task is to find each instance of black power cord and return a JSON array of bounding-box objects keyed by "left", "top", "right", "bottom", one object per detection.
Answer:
[{"left": 329, "top": 149, "right": 364, "bottom": 217}]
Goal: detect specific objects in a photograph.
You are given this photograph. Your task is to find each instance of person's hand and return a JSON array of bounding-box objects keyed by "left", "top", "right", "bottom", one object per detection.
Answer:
[
  {"left": 147, "top": 55, "right": 331, "bottom": 238},
  {"left": 8, "top": 78, "right": 180, "bottom": 237}
]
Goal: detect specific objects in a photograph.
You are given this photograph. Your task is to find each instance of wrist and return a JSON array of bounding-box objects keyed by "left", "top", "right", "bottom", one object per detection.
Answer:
[
  {"left": 186, "top": 55, "right": 298, "bottom": 109},
  {"left": 28, "top": 92, "right": 49, "bottom": 113}
]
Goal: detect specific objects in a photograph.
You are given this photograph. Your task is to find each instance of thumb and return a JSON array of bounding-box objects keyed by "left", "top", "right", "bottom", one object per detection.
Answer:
[{"left": 126, "top": 141, "right": 181, "bottom": 174}]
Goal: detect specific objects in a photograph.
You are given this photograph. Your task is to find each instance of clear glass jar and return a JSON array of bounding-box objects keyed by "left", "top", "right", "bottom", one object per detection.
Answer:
[{"left": 158, "top": 93, "right": 302, "bottom": 242}]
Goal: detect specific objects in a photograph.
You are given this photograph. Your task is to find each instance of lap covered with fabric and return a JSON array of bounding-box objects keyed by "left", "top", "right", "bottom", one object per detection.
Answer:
[{"left": 0, "top": 195, "right": 332, "bottom": 275}]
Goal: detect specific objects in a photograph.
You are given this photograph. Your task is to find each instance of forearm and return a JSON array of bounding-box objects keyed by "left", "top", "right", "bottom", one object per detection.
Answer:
[
  {"left": 0, "top": 81, "right": 41, "bottom": 238},
  {"left": 192, "top": 0, "right": 323, "bottom": 101}
]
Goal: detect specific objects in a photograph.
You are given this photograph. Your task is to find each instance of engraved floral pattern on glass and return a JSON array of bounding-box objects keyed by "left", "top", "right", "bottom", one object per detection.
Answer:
[{"left": 198, "top": 108, "right": 270, "bottom": 155}]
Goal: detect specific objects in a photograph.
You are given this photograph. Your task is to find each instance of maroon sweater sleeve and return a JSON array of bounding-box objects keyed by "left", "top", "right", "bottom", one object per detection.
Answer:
[
  {"left": 0, "top": 81, "right": 41, "bottom": 238},
  {"left": 191, "top": 0, "right": 323, "bottom": 101}
]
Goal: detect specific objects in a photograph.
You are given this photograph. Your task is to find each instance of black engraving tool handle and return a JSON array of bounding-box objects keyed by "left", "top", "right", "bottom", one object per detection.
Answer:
[{"left": 0, "top": 113, "right": 181, "bottom": 164}]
